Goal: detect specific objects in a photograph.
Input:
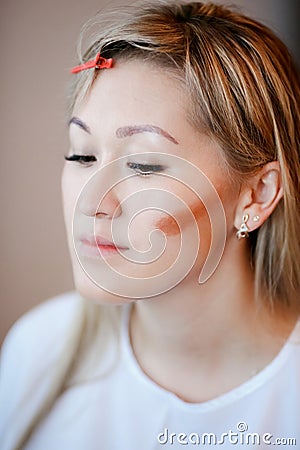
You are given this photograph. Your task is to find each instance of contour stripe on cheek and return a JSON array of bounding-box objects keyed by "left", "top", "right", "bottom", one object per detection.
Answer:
[{"left": 154, "top": 201, "right": 207, "bottom": 236}]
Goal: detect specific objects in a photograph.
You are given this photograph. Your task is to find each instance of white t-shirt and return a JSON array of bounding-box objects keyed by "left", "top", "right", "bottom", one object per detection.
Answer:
[{"left": 0, "top": 291, "right": 300, "bottom": 449}]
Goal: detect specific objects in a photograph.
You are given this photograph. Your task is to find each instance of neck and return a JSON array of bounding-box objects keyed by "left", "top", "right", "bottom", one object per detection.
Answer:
[{"left": 129, "top": 240, "right": 296, "bottom": 402}]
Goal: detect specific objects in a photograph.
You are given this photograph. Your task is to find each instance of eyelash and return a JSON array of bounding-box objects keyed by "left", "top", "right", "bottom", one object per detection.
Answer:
[
  {"left": 64, "top": 154, "right": 96, "bottom": 165},
  {"left": 64, "top": 154, "right": 165, "bottom": 175},
  {"left": 127, "top": 162, "right": 165, "bottom": 176}
]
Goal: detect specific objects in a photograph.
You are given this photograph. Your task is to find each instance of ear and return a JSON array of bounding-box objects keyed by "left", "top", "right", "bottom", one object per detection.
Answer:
[{"left": 234, "top": 161, "right": 283, "bottom": 232}]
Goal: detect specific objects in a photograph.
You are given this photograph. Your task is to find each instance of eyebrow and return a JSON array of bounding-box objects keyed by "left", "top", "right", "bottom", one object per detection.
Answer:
[
  {"left": 116, "top": 125, "right": 179, "bottom": 145},
  {"left": 69, "top": 118, "right": 179, "bottom": 145},
  {"left": 68, "top": 117, "right": 91, "bottom": 134}
]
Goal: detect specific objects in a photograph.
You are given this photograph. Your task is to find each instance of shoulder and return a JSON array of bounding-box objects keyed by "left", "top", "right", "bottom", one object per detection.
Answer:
[
  {"left": 0, "top": 291, "right": 84, "bottom": 397},
  {"left": 0, "top": 291, "right": 124, "bottom": 391},
  {"left": 0, "top": 292, "right": 87, "bottom": 447},
  {"left": 1, "top": 291, "right": 82, "bottom": 361}
]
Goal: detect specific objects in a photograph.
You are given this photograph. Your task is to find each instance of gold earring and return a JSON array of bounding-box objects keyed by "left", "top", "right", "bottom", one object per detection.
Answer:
[{"left": 236, "top": 213, "right": 250, "bottom": 239}]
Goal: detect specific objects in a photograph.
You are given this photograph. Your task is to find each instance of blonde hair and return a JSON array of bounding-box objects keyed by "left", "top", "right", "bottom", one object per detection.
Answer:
[{"left": 11, "top": 2, "right": 300, "bottom": 448}]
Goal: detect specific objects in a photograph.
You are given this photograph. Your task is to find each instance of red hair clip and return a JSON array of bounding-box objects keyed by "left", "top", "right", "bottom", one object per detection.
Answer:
[{"left": 71, "top": 52, "right": 113, "bottom": 74}]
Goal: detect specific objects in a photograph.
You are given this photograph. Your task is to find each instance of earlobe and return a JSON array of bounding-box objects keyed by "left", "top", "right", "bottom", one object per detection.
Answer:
[{"left": 234, "top": 161, "right": 283, "bottom": 235}]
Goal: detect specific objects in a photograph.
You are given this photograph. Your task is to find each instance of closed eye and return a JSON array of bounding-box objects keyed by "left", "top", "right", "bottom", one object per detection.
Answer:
[
  {"left": 64, "top": 154, "right": 97, "bottom": 165},
  {"left": 127, "top": 162, "right": 166, "bottom": 176}
]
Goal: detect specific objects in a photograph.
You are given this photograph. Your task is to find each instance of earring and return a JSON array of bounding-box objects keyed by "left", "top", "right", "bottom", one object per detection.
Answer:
[
  {"left": 236, "top": 213, "right": 250, "bottom": 239},
  {"left": 253, "top": 215, "right": 260, "bottom": 222}
]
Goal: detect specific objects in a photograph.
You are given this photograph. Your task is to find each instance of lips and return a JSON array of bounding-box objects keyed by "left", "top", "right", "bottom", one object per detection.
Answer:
[{"left": 78, "top": 234, "right": 129, "bottom": 258}]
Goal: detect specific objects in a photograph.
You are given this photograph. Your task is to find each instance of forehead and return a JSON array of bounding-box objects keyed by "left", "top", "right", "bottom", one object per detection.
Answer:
[
  {"left": 74, "top": 59, "right": 189, "bottom": 131},
  {"left": 70, "top": 59, "right": 226, "bottom": 173}
]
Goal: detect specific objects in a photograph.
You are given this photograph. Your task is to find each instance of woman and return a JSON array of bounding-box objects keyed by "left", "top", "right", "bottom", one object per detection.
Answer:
[{"left": 1, "top": 1, "right": 299, "bottom": 449}]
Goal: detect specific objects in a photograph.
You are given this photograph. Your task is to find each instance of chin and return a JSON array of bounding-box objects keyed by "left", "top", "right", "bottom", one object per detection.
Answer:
[{"left": 73, "top": 266, "right": 134, "bottom": 305}]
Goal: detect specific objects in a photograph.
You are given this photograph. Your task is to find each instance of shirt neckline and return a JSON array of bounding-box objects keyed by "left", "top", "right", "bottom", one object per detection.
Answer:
[{"left": 120, "top": 303, "right": 300, "bottom": 412}]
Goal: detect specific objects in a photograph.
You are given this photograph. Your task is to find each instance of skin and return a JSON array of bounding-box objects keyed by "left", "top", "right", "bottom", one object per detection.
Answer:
[{"left": 62, "top": 59, "right": 295, "bottom": 402}]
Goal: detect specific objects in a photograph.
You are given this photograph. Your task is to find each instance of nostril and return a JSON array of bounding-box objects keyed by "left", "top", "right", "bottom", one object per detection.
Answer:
[{"left": 95, "top": 212, "right": 109, "bottom": 217}]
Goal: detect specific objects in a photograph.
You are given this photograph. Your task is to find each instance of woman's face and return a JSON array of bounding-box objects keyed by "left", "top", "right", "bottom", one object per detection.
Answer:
[{"left": 62, "top": 59, "right": 238, "bottom": 302}]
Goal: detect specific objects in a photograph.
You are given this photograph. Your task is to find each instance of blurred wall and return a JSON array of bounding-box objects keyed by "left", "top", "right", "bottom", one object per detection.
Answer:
[{"left": 0, "top": 0, "right": 299, "bottom": 344}]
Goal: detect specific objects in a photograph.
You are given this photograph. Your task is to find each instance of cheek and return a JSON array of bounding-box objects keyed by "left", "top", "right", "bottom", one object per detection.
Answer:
[
  {"left": 126, "top": 210, "right": 166, "bottom": 252},
  {"left": 61, "top": 167, "right": 83, "bottom": 247},
  {"left": 61, "top": 167, "right": 84, "bottom": 220},
  {"left": 154, "top": 200, "right": 207, "bottom": 237},
  {"left": 61, "top": 167, "right": 71, "bottom": 223},
  {"left": 61, "top": 166, "right": 73, "bottom": 208}
]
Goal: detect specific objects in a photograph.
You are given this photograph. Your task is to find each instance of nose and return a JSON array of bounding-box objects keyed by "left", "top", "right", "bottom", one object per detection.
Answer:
[{"left": 78, "top": 166, "right": 122, "bottom": 219}]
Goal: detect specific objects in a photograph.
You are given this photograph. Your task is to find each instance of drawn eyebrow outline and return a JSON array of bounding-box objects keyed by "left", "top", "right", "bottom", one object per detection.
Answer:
[
  {"left": 116, "top": 125, "right": 179, "bottom": 145},
  {"left": 69, "top": 118, "right": 179, "bottom": 145},
  {"left": 68, "top": 117, "right": 91, "bottom": 134}
]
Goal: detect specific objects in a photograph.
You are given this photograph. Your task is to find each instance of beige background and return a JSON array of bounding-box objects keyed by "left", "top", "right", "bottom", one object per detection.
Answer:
[{"left": 0, "top": 0, "right": 299, "bottom": 344}]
